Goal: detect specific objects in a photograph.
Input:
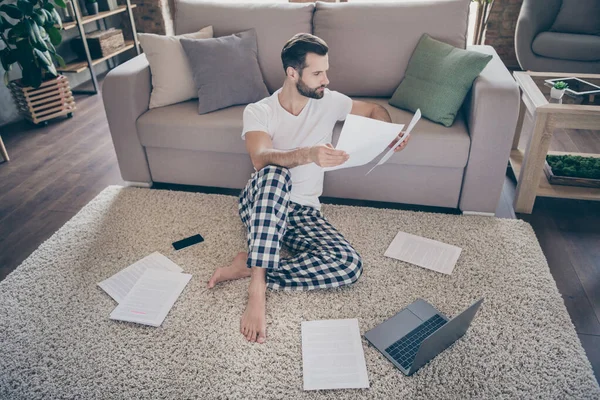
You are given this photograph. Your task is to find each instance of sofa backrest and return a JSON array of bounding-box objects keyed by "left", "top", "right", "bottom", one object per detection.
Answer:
[
  {"left": 314, "top": 0, "right": 471, "bottom": 97},
  {"left": 174, "top": 1, "right": 314, "bottom": 94},
  {"left": 174, "top": 0, "right": 470, "bottom": 97}
]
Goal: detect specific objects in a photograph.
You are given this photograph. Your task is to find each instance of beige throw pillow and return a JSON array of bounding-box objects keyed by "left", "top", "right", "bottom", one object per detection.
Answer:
[{"left": 138, "top": 26, "right": 213, "bottom": 109}]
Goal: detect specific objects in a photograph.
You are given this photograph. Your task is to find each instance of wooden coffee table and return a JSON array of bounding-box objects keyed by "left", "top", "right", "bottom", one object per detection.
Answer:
[{"left": 510, "top": 72, "right": 600, "bottom": 214}]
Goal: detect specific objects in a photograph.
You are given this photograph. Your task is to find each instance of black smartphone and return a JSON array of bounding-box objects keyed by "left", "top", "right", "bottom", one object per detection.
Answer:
[{"left": 172, "top": 234, "right": 204, "bottom": 250}]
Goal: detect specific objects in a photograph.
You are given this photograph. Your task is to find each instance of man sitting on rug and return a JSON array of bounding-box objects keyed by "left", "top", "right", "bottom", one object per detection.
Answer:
[{"left": 207, "top": 33, "right": 411, "bottom": 344}]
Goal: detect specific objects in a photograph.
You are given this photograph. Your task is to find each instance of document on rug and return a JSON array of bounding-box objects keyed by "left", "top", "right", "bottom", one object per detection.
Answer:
[
  {"left": 301, "top": 319, "right": 370, "bottom": 391},
  {"left": 323, "top": 114, "right": 404, "bottom": 172},
  {"left": 384, "top": 231, "right": 462, "bottom": 275},
  {"left": 366, "top": 109, "right": 421, "bottom": 175},
  {"left": 109, "top": 269, "right": 192, "bottom": 327},
  {"left": 98, "top": 252, "right": 183, "bottom": 304}
]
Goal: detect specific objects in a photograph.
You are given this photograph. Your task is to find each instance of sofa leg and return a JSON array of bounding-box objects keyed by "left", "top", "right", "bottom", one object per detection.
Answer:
[
  {"left": 124, "top": 181, "right": 153, "bottom": 188},
  {"left": 462, "top": 211, "right": 496, "bottom": 217}
]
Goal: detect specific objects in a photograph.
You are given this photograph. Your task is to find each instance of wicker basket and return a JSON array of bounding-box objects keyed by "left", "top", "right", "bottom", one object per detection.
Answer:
[
  {"left": 72, "top": 28, "right": 125, "bottom": 59},
  {"left": 8, "top": 75, "right": 76, "bottom": 125}
]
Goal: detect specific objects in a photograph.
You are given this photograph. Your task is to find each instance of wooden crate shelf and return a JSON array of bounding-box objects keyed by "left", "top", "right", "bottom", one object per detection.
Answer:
[{"left": 8, "top": 76, "right": 76, "bottom": 124}]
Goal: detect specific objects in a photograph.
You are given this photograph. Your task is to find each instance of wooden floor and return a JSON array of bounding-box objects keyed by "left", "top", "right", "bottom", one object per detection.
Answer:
[{"left": 0, "top": 90, "right": 598, "bottom": 385}]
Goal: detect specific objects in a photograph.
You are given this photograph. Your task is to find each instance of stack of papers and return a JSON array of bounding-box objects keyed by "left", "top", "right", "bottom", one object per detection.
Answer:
[
  {"left": 98, "top": 252, "right": 192, "bottom": 327},
  {"left": 301, "top": 319, "right": 370, "bottom": 391},
  {"left": 384, "top": 231, "right": 462, "bottom": 275}
]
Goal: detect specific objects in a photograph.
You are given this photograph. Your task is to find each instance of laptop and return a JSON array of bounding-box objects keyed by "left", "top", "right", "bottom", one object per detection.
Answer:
[{"left": 364, "top": 298, "right": 483, "bottom": 376}]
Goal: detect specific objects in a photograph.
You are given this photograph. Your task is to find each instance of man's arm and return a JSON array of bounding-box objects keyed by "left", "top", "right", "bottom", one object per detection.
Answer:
[
  {"left": 245, "top": 131, "right": 348, "bottom": 171},
  {"left": 350, "top": 100, "right": 391, "bottom": 122}
]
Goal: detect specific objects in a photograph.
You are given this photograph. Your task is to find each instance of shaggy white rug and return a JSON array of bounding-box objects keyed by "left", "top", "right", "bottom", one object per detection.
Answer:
[{"left": 1, "top": 186, "right": 598, "bottom": 399}]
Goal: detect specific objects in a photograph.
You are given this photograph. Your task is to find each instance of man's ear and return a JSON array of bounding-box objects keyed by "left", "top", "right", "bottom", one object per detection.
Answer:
[{"left": 286, "top": 66, "right": 299, "bottom": 81}]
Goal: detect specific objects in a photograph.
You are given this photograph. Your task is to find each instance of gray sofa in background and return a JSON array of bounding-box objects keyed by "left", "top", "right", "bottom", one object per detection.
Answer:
[
  {"left": 515, "top": 0, "right": 600, "bottom": 73},
  {"left": 103, "top": 0, "right": 519, "bottom": 215}
]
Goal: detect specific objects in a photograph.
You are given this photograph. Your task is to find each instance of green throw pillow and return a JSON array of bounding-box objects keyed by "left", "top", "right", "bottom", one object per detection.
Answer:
[{"left": 389, "top": 34, "right": 492, "bottom": 127}]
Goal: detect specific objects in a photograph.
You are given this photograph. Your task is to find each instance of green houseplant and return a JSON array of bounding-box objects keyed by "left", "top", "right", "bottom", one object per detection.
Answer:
[
  {"left": 0, "top": 0, "right": 75, "bottom": 125},
  {"left": 0, "top": 0, "right": 67, "bottom": 87}
]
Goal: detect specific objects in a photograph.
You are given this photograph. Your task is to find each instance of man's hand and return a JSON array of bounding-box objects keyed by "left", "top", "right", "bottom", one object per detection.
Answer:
[
  {"left": 388, "top": 132, "right": 411, "bottom": 152},
  {"left": 310, "top": 143, "right": 349, "bottom": 167}
]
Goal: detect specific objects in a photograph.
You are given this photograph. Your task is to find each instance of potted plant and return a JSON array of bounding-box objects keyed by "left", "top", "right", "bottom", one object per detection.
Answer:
[
  {"left": 85, "top": 0, "right": 98, "bottom": 15},
  {"left": 551, "top": 81, "right": 568, "bottom": 100},
  {"left": 0, "top": 0, "right": 75, "bottom": 125}
]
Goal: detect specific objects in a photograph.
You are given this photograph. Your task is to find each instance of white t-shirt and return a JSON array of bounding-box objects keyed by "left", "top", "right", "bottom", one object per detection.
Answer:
[{"left": 242, "top": 88, "right": 353, "bottom": 210}]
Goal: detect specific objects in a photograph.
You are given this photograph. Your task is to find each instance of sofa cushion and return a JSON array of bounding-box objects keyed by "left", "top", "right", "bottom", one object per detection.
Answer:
[
  {"left": 550, "top": 0, "right": 600, "bottom": 36},
  {"left": 389, "top": 34, "right": 492, "bottom": 127},
  {"left": 532, "top": 32, "right": 600, "bottom": 62},
  {"left": 312, "top": 0, "right": 471, "bottom": 97},
  {"left": 137, "top": 101, "right": 248, "bottom": 155},
  {"left": 174, "top": 0, "right": 314, "bottom": 94},
  {"left": 138, "top": 26, "right": 213, "bottom": 109},
  {"left": 180, "top": 29, "right": 270, "bottom": 115},
  {"left": 137, "top": 98, "right": 470, "bottom": 169}
]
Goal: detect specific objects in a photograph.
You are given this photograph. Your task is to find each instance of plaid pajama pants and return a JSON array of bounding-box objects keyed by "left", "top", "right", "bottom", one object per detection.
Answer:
[{"left": 239, "top": 165, "right": 363, "bottom": 291}]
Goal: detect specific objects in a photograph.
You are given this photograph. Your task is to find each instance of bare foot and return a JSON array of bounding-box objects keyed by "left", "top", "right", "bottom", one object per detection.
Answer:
[
  {"left": 240, "top": 279, "right": 267, "bottom": 343},
  {"left": 207, "top": 252, "right": 251, "bottom": 288}
]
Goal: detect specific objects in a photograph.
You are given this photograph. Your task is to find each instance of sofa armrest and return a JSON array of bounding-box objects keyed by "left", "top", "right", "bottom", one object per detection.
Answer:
[
  {"left": 459, "top": 45, "right": 519, "bottom": 214},
  {"left": 514, "top": 0, "right": 561, "bottom": 70},
  {"left": 102, "top": 53, "right": 152, "bottom": 184}
]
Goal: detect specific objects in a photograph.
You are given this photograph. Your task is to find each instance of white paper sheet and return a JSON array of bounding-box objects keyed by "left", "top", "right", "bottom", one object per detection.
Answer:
[
  {"left": 98, "top": 252, "right": 183, "bottom": 303},
  {"left": 301, "top": 319, "right": 370, "bottom": 391},
  {"left": 366, "top": 109, "right": 421, "bottom": 175},
  {"left": 323, "top": 114, "right": 403, "bottom": 172},
  {"left": 109, "top": 269, "right": 192, "bottom": 327},
  {"left": 384, "top": 231, "right": 462, "bottom": 275}
]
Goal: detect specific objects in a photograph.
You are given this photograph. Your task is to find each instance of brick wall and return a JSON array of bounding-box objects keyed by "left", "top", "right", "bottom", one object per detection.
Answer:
[
  {"left": 122, "top": 0, "right": 174, "bottom": 36},
  {"left": 483, "top": 0, "right": 524, "bottom": 69}
]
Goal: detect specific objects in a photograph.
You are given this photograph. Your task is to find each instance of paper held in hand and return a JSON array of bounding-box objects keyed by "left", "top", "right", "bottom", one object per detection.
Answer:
[
  {"left": 367, "top": 109, "right": 421, "bottom": 175},
  {"left": 324, "top": 109, "right": 421, "bottom": 174},
  {"left": 384, "top": 231, "right": 462, "bottom": 275}
]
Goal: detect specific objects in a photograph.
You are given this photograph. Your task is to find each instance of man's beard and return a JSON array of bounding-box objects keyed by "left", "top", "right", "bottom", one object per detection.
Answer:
[{"left": 296, "top": 76, "right": 325, "bottom": 99}]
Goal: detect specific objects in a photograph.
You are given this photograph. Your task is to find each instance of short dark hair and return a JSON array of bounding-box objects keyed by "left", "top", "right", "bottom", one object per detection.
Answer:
[{"left": 281, "top": 33, "right": 329, "bottom": 77}]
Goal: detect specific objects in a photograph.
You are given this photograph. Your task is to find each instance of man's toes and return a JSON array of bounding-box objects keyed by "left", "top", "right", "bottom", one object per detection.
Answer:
[
  {"left": 250, "top": 330, "right": 257, "bottom": 343},
  {"left": 207, "top": 273, "right": 217, "bottom": 288},
  {"left": 257, "top": 329, "right": 266, "bottom": 344}
]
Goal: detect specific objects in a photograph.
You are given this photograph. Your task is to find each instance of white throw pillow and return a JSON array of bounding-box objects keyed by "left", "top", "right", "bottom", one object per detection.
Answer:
[{"left": 138, "top": 26, "right": 213, "bottom": 109}]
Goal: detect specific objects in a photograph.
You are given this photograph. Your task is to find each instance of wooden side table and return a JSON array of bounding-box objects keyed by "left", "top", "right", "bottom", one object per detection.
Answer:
[
  {"left": 510, "top": 72, "right": 600, "bottom": 214},
  {"left": 0, "top": 135, "right": 9, "bottom": 162}
]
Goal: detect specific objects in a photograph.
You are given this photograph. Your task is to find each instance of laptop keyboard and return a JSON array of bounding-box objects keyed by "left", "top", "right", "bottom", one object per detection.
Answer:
[{"left": 385, "top": 314, "right": 447, "bottom": 370}]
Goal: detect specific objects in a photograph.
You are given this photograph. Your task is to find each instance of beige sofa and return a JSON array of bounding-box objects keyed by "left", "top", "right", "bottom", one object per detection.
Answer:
[{"left": 103, "top": 0, "right": 519, "bottom": 215}]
